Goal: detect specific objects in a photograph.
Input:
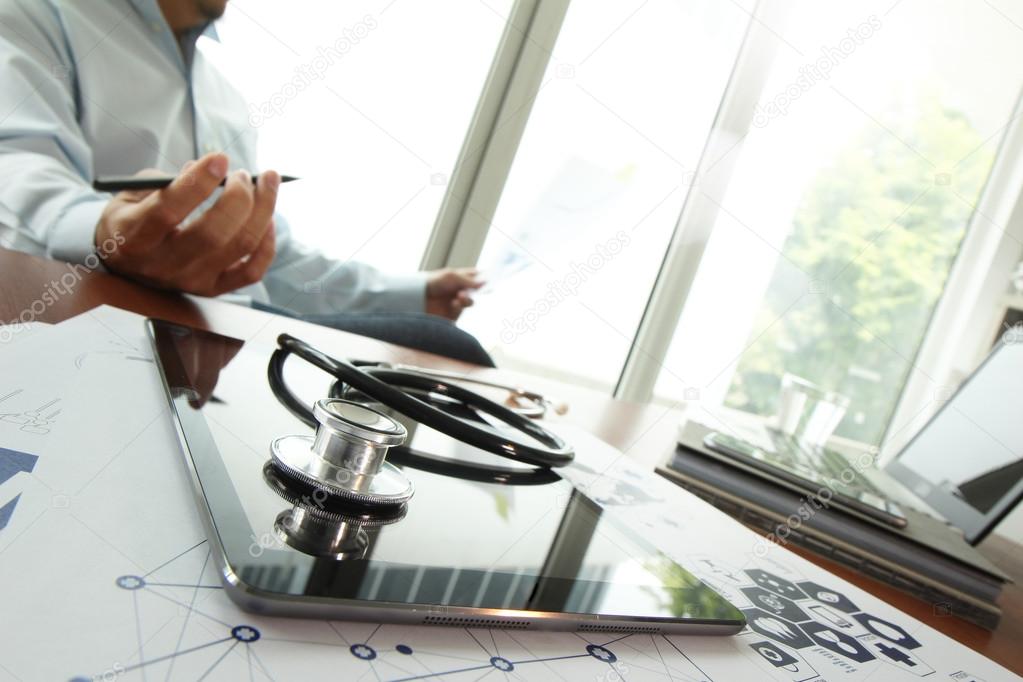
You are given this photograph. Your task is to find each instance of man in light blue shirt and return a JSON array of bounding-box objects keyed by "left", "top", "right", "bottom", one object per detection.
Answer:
[{"left": 0, "top": 0, "right": 491, "bottom": 363}]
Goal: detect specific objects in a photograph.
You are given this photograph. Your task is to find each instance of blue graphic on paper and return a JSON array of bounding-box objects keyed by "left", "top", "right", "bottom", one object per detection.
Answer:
[{"left": 0, "top": 448, "right": 38, "bottom": 530}]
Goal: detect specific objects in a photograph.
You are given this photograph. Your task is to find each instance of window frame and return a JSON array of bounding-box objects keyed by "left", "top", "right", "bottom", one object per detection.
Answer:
[
  {"left": 422, "top": 0, "right": 1023, "bottom": 457},
  {"left": 611, "top": 0, "right": 787, "bottom": 403},
  {"left": 420, "top": 0, "right": 570, "bottom": 271},
  {"left": 880, "top": 91, "right": 1023, "bottom": 463}
]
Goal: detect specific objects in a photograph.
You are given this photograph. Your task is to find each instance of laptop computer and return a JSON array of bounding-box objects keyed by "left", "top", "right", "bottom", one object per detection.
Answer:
[
  {"left": 657, "top": 339, "right": 1022, "bottom": 628},
  {"left": 700, "top": 430, "right": 912, "bottom": 528},
  {"left": 699, "top": 336, "right": 1023, "bottom": 546}
]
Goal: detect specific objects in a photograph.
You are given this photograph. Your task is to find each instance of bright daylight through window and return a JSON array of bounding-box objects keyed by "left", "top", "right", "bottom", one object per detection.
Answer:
[
  {"left": 202, "top": 0, "right": 512, "bottom": 272},
  {"left": 204, "top": 0, "right": 1023, "bottom": 448},
  {"left": 458, "top": 0, "right": 751, "bottom": 390},
  {"left": 655, "top": 0, "right": 1023, "bottom": 445}
]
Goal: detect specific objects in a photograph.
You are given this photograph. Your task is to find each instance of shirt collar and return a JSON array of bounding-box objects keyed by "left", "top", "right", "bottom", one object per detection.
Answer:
[
  {"left": 126, "top": 0, "right": 165, "bottom": 27},
  {"left": 126, "top": 0, "right": 220, "bottom": 44}
]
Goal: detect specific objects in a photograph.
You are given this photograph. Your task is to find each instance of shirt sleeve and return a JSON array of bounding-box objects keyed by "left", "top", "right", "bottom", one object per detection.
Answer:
[
  {"left": 0, "top": 0, "right": 108, "bottom": 263},
  {"left": 262, "top": 212, "right": 427, "bottom": 315}
]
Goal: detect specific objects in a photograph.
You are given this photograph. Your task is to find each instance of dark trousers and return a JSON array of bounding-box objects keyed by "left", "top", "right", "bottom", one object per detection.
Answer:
[{"left": 251, "top": 301, "right": 495, "bottom": 367}]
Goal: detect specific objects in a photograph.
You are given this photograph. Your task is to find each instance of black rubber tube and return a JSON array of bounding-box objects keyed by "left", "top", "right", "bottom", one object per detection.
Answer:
[{"left": 268, "top": 334, "right": 574, "bottom": 468}]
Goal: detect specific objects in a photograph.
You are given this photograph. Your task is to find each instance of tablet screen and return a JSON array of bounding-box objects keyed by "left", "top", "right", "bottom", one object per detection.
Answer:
[{"left": 149, "top": 319, "right": 744, "bottom": 630}]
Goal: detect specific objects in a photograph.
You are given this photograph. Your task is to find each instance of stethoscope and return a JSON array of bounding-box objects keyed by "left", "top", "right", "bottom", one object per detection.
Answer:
[
  {"left": 363, "top": 363, "right": 568, "bottom": 420},
  {"left": 266, "top": 334, "right": 575, "bottom": 524}
]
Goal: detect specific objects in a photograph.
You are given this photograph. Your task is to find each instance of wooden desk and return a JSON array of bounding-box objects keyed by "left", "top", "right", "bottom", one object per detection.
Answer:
[{"left": 2, "top": 247, "right": 1020, "bottom": 675}]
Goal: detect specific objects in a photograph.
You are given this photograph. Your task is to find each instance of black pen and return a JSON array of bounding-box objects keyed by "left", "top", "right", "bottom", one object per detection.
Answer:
[{"left": 92, "top": 173, "right": 299, "bottom": 192}]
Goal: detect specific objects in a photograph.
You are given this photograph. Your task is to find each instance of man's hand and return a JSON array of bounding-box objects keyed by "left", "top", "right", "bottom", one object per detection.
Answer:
[
  {"left": 425, "top": 268, "right": 484, "bottom": 321},
  {"left": 95, "top": 152, "right": 280, "bottom": 297}
]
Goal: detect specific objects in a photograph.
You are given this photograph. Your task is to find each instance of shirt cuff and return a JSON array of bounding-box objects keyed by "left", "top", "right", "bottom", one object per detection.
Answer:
[
  {"left": 47, "top": 196, "right": 108, "bottom": 266},
  {"left": 372, "top": 271, "right": 427, "bottom": 314}
]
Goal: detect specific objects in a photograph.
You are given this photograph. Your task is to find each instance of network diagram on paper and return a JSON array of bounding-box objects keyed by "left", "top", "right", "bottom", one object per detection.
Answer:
[{"left": 0, "top": 307, "right": 1009, "bottom": 682}]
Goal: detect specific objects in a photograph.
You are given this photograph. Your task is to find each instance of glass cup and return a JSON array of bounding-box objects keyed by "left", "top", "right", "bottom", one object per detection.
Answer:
[{"left": 775, "top": 373, "right": 850, "bottom": 448}]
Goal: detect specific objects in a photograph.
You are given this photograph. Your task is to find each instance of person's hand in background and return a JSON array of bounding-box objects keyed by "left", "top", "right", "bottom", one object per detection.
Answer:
[
  {"left": 95, "top": 152, "right": 280, "bottom": 297},
  {"left": 425, "top": 267, "right": 484, "bottom": 321}
]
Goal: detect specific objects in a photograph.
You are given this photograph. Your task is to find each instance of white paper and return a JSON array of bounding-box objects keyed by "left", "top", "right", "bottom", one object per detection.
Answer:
[
  {"left": 0, "top": 320, "right": 51, "bottom": 348},
  {"left": 0, "top": 305, "right": 1015, "bottom": 682}
]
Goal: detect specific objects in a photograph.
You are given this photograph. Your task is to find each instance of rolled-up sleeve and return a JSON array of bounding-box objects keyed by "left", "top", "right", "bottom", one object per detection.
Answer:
[{"left": 0, "top": 1, "right": 106, "bottom": 261}]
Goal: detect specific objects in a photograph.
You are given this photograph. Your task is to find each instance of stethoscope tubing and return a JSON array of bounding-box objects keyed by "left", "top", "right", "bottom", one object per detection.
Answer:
[
  {"left": 268, "top": 334, "right": 574, "bottom": 468},
  {"left": 387, "top": 365, "right": 550, "bottom": 418}
]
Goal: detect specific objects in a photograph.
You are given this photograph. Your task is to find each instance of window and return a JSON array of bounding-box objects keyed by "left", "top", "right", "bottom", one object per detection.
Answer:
[
  {"left": 654, "top": 0, "right": 1023, "bottom": 444},
  {"left": 201, "top": 0, "right": 512, "bottom": 272},
  {"left": 458, "top": 0, "right": 751, "bottom": 389},
  {"left": 205, "top": 0, "right": 1023, "bottom": 449}
]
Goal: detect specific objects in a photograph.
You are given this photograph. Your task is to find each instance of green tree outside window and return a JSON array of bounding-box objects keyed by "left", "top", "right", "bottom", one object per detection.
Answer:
[{"left": 725, "top": 99, "right": 994, "bottom": 444}]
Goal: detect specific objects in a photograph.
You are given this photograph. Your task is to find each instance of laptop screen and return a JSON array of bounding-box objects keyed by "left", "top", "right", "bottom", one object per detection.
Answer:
[{"left": 887, "top": 339, "right": 1023, "bottom": 543}]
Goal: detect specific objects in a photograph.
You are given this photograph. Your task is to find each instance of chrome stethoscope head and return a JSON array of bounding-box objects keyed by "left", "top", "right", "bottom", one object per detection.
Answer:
[
  {"left": 262, "top": 460, "right": 408, "bottom": 560},
  {"left": 270, "top": 398, "right": 414, "bottom": 508}
]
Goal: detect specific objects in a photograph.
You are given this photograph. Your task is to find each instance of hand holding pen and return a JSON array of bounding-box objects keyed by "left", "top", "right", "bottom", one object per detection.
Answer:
[{"left": 93, "top": 153, "right": 282, "bottom": 297}]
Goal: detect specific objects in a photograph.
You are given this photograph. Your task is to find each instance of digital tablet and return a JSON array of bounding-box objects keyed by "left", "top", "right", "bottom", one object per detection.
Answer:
[{"left": 148, "top": 318, "right": 745, "bottom": 634}]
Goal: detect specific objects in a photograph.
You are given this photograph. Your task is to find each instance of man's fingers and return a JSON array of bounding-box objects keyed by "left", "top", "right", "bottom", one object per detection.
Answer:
[
  {"left": 201, "top": 169, "right": 255, "bottom": 240},
  {"left": 452, "top": 268, "right": 484, "bottom": 289},
  {"left": 221, "top": 170, "right": 279, "bottom": 264},
  {"left": 106, "top": 166, "right": 181, "bottom": 250},
  {"left": 214, "top": 222, "right": 276, "bottom": 294},
  {"left": 429, "top": 267, "right": 484, "bottom": 295},
  {"left": 145, "top": 153, "right": 229, "bottom": 226},
  {"left": 450, "top": 292, "right": 474, "bottom": 316},
  {"left": 172, "top": 169, "right": 254, "bottom": 267}
]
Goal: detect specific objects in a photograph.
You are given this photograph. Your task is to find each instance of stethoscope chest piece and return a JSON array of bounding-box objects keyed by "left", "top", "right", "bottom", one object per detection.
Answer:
[{"left": 270, "top": 398, "right": 413, "bottom": 507}]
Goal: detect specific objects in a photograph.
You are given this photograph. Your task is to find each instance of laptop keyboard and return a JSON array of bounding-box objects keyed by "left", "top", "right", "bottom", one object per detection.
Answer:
[{"left": 769, "top": 431, "right": 882, "bottom": 496}]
